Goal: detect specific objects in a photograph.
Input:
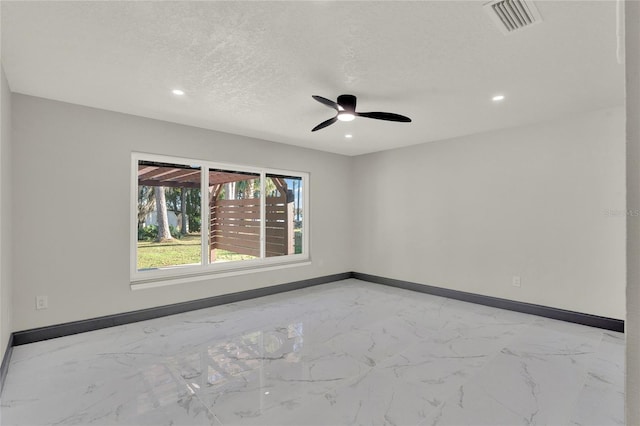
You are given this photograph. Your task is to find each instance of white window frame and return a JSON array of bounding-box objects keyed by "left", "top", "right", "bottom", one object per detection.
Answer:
[{"left": 130, "top": 152, "right": 310, "bottom": 288}]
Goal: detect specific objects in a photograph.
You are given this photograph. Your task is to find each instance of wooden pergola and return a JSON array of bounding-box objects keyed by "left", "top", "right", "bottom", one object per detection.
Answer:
[
  {"left": 138, "top": 163, "right": 295, "bottom": 260},
  {"left": 138, "top": 164, "right": 256, "bottom": 188}
]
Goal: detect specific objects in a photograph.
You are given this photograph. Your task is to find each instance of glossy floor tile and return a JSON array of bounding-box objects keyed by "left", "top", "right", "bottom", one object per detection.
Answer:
[{"left": 0, "top": 279, "right": 624, "bottom": 425}]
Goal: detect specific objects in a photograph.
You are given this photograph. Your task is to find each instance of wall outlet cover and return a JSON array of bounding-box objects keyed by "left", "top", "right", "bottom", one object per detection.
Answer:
[{"left": 36, "top": 295, "right": 48, "bottom": 310}]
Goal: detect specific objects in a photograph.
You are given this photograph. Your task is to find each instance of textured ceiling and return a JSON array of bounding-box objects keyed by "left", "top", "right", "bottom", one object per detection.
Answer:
[{"left": 0, "top": 1, "right": 625, "bottom": 156}]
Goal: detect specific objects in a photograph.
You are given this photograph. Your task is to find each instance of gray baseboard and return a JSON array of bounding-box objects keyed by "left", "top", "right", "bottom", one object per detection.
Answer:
[
  {"left": 0, "top": 334, "right": 14, "bottom": 393},
  {"left": 12, "top": 272, "right": 351, "bottom": 346},
  {"left": 1, "top": 270, "right": 624, "bottom": 395},
  {"left": 352, "top": 272, "right": 624, "bottom": 333},
  {"left": 9, "top": 271, "right": 626, "bottom": 346}
]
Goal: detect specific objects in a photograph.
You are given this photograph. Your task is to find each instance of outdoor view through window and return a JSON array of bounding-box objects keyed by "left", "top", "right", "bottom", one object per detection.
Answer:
[
  {"left": 137, "top": 161, "right": 202, "bottom": 270},
  {"left": 136, "top": 158, "right": 305, "bottom": 276}
]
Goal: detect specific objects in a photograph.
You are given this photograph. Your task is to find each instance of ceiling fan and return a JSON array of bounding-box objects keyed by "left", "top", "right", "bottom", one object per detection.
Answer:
[{"left": 311, "top": 94, "right": 412, "bottom": 132}]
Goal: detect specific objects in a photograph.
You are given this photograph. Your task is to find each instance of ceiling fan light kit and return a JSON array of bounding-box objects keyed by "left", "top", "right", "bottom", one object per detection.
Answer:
[{"left": 311, "top": 94, "right": 411, "bottom": 132}]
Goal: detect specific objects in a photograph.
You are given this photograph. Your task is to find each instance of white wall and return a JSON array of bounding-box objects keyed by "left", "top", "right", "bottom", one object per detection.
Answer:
[
  {"left": 626, "top": 0, "right": 640, "bottom": 423},
  {"left": 11, "top": 94, "right": 352, "bottom": 331},
  {"left": 352, "top": 107, "right": 626, "bottom": 320},
  {"left": 0, "top": 65, "right": 13, "bottom": 355}
]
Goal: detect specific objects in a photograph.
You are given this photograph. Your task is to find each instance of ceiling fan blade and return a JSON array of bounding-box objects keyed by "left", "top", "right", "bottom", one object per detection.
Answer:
[
  {"left": 357, "top": 112, "right": 412, "bottom": 122},
  {"left": 312, "top": 95, "right": 340, "bottom": 111},
  {"left": 311, "top": 116, "right": 338, "bottom": 132}
]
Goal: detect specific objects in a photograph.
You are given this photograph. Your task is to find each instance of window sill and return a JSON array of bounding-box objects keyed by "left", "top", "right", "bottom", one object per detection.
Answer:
[{"left": 130, "top": 259, "right": 312, "bottom": 290}]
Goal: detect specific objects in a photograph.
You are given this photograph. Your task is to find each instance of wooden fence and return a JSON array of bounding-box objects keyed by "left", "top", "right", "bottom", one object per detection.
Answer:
[{"left": 210, "top": 195, "right": 294, "bottom": 260}]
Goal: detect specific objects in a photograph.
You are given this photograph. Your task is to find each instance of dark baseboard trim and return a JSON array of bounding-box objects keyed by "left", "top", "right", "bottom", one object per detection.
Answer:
[
  {"left": 9, "top": 270, "right": 624, "bottom": 348},
  {"left": 0, "top": 333, "right": 14, "bottom": 393},
  {"left": 1, "top": 271, "right": 624, "bottom": 396},
  {"left": 12, "top": 272, "right": 352, "bottom": 346},
  {"left": 352, "top": 272, "right": 624, "bottom": 333}
]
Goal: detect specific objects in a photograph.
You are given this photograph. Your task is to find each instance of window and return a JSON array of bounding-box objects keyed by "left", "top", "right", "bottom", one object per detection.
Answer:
[{"left": 132, "top": 153, "right": 309, "bottom": 285}]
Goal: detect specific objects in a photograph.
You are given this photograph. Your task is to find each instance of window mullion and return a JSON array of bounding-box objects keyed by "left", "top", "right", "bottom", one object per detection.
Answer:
[
  {"left": 260, "top": 172, "right": 266, "bottom": 259},
  {"left": 201, "top": 165, "right": 209, "bottom": 266}
]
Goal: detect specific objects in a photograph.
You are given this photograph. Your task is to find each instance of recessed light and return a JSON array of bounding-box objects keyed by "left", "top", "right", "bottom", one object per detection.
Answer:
[
  {"left": 345, "top": 134, "right": 353, "bottom": 139},
  {"left": 172, "top": 89, "right": 185, "bottom": 96},
  {"left": 492, "top": 94, "right": 505, "bottom": 102}
]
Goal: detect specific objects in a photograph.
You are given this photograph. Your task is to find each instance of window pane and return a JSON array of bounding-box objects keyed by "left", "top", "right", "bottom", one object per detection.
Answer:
[
  {"left": 137, "top": 161, "right": 201, "bottom": 270},
  {"left": 209, "top": 169, "right": 260, "bottom": 263},
  {"left": 266, "top": 174, "right": 303, "bottom": 257}
]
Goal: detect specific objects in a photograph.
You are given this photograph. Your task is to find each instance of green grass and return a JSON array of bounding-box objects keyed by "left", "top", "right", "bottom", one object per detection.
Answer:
[{"left": 137, "top": 234, "right": 255, "bottom": 270}]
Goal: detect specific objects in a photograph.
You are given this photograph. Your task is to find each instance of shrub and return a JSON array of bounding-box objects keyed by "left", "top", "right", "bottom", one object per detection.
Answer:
[
  {"left": 169, "top": 225, "right": 182, "bottom": 239},
  {"left": 189, "top": 216, "right": 201, "bottom": 233},
  {"left": 138, "top": 224, "right": 182, "bottom": 241},
  {"left": 138, "top": 225, "right": 158, "bottom": 241}
]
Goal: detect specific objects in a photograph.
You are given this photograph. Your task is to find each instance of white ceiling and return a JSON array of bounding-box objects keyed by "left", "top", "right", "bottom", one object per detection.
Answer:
[{"left": 1, "top": 1, "right": 625, "bottom": 156}]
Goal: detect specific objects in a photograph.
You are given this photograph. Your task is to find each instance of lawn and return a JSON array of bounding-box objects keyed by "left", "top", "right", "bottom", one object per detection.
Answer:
[{"left": 137, "top": 234, "right": 255, "bottom": 270}]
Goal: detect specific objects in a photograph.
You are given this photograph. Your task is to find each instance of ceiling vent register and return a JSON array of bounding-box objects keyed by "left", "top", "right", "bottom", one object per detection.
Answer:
[{"left": 484, "top": 0, "right": 542, "bottom": 34}]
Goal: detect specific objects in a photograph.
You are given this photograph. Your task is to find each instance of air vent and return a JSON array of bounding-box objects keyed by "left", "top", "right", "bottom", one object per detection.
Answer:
[{"left": 484, "top": 0, "right": 542, "bottom": 34}]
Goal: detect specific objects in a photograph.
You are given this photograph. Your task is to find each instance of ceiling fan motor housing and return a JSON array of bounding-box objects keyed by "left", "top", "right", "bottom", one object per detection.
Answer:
[{"left": 337, "top": 94, "right": 357, "bottom": 112}]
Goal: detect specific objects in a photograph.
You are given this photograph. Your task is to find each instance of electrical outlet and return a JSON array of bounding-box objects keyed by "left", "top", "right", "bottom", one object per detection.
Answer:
[
  {"left": 512, "top": 276, "right": 521, "bottom": 287},
  {"left": 36, "top": 295, "right": 48, "bottom": 310}
]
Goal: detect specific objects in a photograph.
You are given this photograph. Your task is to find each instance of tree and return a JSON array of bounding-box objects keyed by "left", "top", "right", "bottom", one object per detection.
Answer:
[
  {"left": 265, "top": 178, "right": 279, "bottom": 197},
  {"left": 225, "top": 182, "right": 236, "bottom": 200},
  {"left": 165, "top": 187, "right": 201, "bottom": 234},
  {"left": 185, "top": 189, "right": 201, "bottom": 232},
  {"left": 180, "top": 188, "right": 188, "bottom": 235},
  {"left": 154, "top": 186, "right": 172, "bottom": 241},
  {"left": 165, "top": 187, "right": 189, "bottom": 235},
  {"left": 137, "top": 185, "right": 155, "bottom": 230}
]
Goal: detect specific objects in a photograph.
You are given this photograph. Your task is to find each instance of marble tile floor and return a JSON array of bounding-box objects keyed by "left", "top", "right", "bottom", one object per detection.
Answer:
[{"left": 0, "top": 279, "right": 624, "bottom": 426}]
